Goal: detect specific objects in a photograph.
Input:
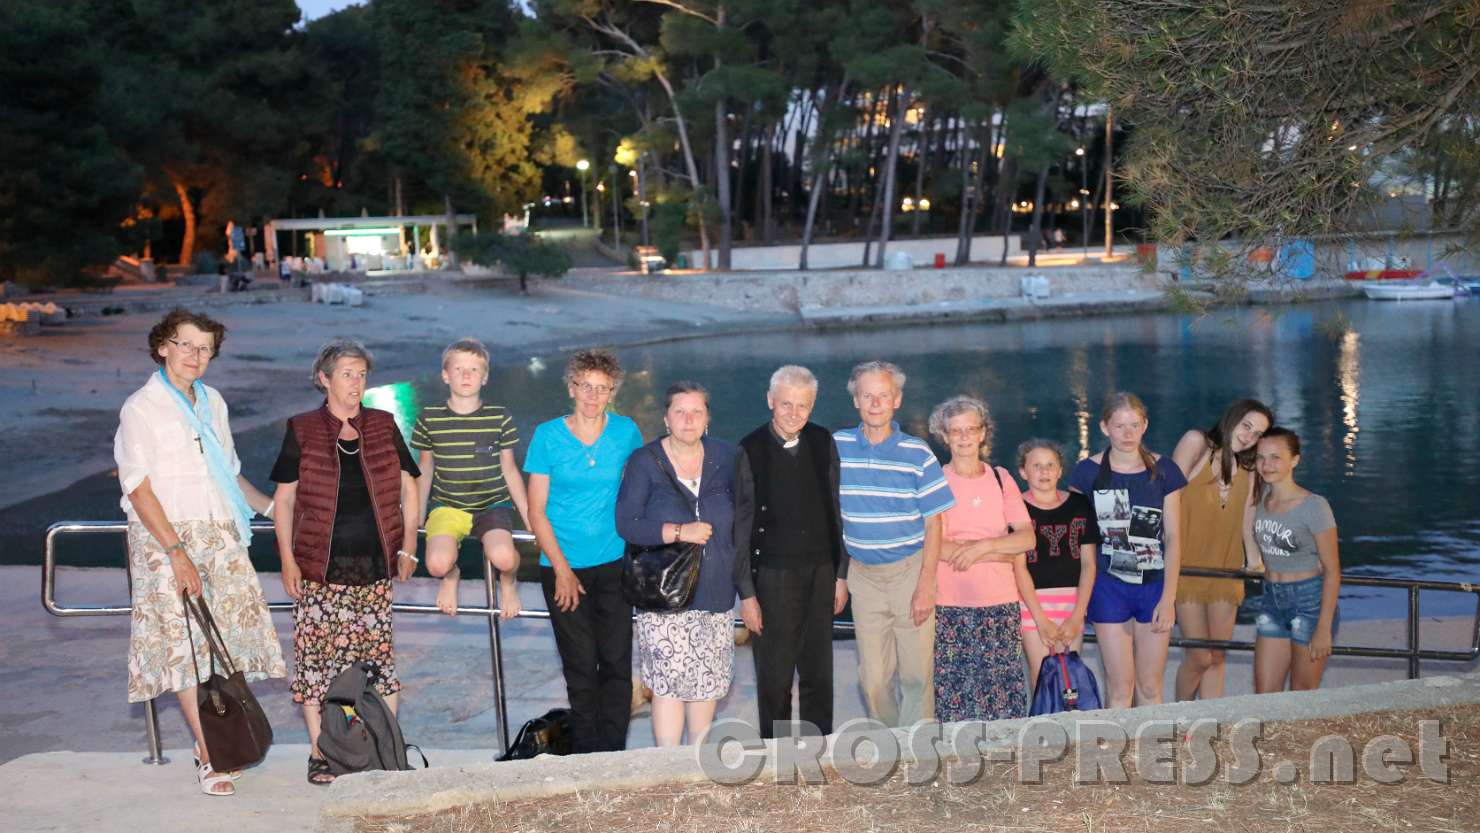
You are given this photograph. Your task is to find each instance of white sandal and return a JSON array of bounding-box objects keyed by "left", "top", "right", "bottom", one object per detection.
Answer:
[
  {"left": 196, "top": 759, "right": 235, "bottom": 796},
  {"left": 194, "top": 744, "right": 242, "bottom": 781}
]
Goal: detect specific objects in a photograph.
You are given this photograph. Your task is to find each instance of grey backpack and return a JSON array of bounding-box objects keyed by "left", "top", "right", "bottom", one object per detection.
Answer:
[{"left": 317, "top": 662, "right": 426, "bottom": 775}]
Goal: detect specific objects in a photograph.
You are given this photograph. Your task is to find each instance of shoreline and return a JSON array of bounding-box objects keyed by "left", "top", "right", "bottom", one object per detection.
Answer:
[{"left": 1, "top": 267, "right": 1360, "bottom": 515}]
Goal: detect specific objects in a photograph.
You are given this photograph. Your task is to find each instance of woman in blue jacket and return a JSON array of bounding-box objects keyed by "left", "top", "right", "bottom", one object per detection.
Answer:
[{"left": 616, "top": 381, "right": 757, "bottom": 746}]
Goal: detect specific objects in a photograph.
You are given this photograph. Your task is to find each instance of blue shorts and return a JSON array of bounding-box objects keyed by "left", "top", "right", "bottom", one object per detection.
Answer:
[
  {"left": 1086, "top": 571, "right": 1162, "bottom": 625},
  {"left": 1256, "top": 574, "right": 1339, "bottom": 646}
]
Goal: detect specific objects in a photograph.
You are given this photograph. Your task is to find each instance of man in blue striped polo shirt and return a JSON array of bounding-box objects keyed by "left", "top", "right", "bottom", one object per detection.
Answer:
[{"left": 835, "top": 360, "right": 954, "bottom": 726}]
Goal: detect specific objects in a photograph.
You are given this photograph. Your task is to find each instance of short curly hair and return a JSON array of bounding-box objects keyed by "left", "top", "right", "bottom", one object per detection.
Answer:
[
  {"left": 563, "top": 348, "right": 624, "bottom": 391},
  {"left": 147, "top": 308, "right": 226, "bottom": 365},
  {"left": 927, "top": 394, "right": 996, "bottom": 461}
]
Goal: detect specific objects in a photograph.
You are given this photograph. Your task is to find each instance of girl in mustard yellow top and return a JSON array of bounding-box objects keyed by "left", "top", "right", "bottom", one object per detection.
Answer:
[{"left": 1170, "top": 399, "right": 1272, "bottom": 700}]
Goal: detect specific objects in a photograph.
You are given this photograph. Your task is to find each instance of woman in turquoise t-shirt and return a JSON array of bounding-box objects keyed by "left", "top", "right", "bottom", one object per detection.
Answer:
[{"left": 524, "top": 349, "right": 644, "bottom": 753}]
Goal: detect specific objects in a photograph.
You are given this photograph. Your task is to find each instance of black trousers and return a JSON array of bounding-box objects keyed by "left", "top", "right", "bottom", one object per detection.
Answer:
[
  {"left": 752, "top": 559, "right": 835, "bottom": 738},
  {"left": 541, "top": 560, "right": 632, "bottom": 753}
]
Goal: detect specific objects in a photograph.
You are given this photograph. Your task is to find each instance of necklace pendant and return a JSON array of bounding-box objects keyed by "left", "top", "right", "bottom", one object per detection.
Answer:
[{"left": 588, "top": 456, "right": 597, "bottom": 467}]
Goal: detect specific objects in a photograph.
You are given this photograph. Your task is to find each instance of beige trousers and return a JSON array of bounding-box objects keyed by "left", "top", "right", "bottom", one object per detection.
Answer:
[{"left": 847, "top": 550, "right": 934, "bottom": 727}]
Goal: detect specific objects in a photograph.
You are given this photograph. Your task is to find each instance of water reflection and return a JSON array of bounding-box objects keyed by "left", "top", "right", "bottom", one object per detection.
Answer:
[
  {"left": 363, "top": 381, "right": 420, "bottom": 441},
  {"left": 1338, "top": 330, "right": 1361, "bottom": 476}
]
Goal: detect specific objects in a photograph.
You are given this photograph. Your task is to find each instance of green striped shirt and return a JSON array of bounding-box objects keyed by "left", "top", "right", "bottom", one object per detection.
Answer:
[{"left": 411, "top": 403, "right": 519, "bottom": 511}]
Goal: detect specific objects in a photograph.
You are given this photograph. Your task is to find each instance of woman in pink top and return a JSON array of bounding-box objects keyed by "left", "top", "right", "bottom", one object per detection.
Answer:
[{"left": 929, "top": 395, "right": 1035, "bottom": 721}]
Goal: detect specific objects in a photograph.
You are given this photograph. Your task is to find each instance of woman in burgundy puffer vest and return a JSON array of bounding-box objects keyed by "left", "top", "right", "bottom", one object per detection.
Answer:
[{"left": 270, "top": 338, "right": 421, "bottom": 785}]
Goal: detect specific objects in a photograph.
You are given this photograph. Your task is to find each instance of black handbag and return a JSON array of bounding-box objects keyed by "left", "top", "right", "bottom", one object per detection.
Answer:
[
  {"left": 497, "top": 708, "right": 574, "bottom": 760},
  {"left": 621, "top": 445, "right": 704, "bottom": 611},
  {"left": 184, "top": 593, "right": 274, "bottom": 771}
]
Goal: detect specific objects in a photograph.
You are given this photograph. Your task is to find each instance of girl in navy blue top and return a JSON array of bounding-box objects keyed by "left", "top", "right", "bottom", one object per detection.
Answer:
[
  {"left": 1068, "top": 392, "right": 1187, "bottom": 709},
  {"left": 616, "top": 381, "right": 756, "bottom": 746}
]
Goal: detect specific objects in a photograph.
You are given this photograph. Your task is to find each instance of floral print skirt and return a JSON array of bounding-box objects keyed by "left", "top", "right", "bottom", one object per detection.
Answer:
[
  {"left": 934, "top": 602, "right": 1027, "bottom": 723},
  {"left": 635, "top": 609, "right": 734, "bottom": 701},
  {"left": 290, "top": 578, "right": 399, "bottom": 704},
  {"left": 126, "top": 521, "right": 286, "bottom": 703}
]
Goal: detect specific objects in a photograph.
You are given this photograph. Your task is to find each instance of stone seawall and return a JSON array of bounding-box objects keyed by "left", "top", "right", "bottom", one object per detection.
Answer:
[{"left": 562, "top": 264, "right": 1162, "bottom": 314}]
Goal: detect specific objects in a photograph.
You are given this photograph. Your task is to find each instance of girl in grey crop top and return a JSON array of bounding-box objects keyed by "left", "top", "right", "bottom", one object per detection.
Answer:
[{"left": 1252, "top": 493, "right": 1335, "bottom": 574}]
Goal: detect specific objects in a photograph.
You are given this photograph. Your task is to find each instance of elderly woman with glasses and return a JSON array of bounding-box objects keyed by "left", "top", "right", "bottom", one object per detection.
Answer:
[
  {"left": 523, "top": 349, "right": 644, "bottom": 753},
  {"left": 270, "top": 338, "right": 421, "bottom": 785},
  {"left": 928, "top": 395, "right": 1035, "bottom": 722},
  {"left": 114, "top": 308, "right": 285, "bottom": 797}
]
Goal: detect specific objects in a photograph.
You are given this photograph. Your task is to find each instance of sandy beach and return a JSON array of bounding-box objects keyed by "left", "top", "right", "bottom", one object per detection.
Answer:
[{"left": 0, "top": 277, "right": 785, "bottom": 513}]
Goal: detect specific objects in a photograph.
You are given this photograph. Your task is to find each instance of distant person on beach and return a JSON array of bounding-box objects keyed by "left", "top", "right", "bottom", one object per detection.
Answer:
[
  {"left": 1249, "top": 428, "right": 1341, "bottom": 693},
  {"left": 835, "top": 361, "right": 954, "bottom": 726},
  {"left": 734, "top": 365, "right": 848, "bottom": 738},
  {"left": 928, "top": 395, "right": 1035, "bottom": 722},
  {"left": 1172, "top": 399, "right": 1273, "bottom": 701},
  {"left": 1016, "top": 439, "right": 1099, "bottom": 693},
  {"left": 1069, "top": 392, "right": 1186, "bottom": 709},
  {"left": 523, "top": 349, "right": 643, "bottom": 753},
  {"left": 617, "top": 381, "right": 753, "bottom": 746},
  {"left": 412, "top": 338, "right": 528, "bottom": 619},
  {"left": 114, "top": 308, "right": 284, "bottom": 797},
  {"left": 270, "top": 338, "right": 421, "bottom": 785}
]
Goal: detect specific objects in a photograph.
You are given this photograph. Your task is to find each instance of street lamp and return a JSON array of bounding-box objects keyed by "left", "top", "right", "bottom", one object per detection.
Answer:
[
  {"left": 576, "top": 159, "right": 590, "bottom": 227},
  {"left": 1075, "top": 146, "right": 1088, "bottom": 257}
]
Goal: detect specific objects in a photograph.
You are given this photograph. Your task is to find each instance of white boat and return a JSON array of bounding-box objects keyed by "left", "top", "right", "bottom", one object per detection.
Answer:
[{"left": 1362, "top": 281, "right": 1456, "bottom": 301}]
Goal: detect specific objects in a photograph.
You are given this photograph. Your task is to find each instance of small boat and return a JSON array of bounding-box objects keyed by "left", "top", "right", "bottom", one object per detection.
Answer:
[{"left": 1362, "top": 281, "right": 1457, "bottom": 301}]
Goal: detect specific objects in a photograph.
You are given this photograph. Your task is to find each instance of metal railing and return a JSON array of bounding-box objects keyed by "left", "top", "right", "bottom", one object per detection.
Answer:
[{"left": 42, "top": 522, "right": 1480, "bottom": 764}]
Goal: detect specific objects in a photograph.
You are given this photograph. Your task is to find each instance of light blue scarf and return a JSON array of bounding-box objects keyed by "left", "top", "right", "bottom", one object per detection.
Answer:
[{"left": 157, "top": 368, "right": 254, "bottom": 544}]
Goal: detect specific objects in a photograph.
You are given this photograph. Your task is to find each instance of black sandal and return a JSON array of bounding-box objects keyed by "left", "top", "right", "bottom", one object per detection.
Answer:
[{"left": 307, "top": 756, "right": 335, "bottom": 786}]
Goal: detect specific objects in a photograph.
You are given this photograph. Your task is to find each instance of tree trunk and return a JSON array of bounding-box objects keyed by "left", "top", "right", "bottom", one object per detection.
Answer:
[
  {"left": 954, "top": 118, "right": 975, "bottom": 265},
  {"left": 790, "top": 88, "right": 813, "bottom": 225},
  {"left": 444, "top": 194, "right": 459, "bottom": 269},
  {"left": 1027, "top": 163, "right": 1050, "bottom": 267},
  {"left": 911, "top": 112, "right": 932, "bottom": 238},
  {"left": 799, "top": 77, "right": 848, "bottom": 271},
  {"left": 172, "top": 178, "right": 196, "bottom": 268},
  {"left": 1103, "top": 106, "right": 1114, "bottom": 258},
  {"left": 714, "top": 94, "right": 733, "bottom": 270},
  {"left": 874, "top": 87, "right": 909, "bottom": 268}
]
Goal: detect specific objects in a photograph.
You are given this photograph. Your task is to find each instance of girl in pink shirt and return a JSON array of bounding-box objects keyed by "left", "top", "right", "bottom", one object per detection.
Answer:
[{"left": 929, "top": 395, "right": 1035, "bottom": 722}]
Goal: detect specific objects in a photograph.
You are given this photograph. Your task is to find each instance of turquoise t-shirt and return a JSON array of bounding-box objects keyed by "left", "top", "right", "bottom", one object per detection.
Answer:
[{"left": 523, "top": 413, "right": 644, "bottom": 568}]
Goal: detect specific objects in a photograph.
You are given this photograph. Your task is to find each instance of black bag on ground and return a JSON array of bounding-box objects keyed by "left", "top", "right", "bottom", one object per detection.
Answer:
[
  {"left": 621, "top": 446, "right": 704, "bottom": 611},
  {"left": 317, "top": 662, "right": 427, "bottom": 775},
  {"left": 183, "top": 593, "right": 274, "bottom": 772},
  {"left": 497, "top": 708, "right": 574, "bottom": 761}
]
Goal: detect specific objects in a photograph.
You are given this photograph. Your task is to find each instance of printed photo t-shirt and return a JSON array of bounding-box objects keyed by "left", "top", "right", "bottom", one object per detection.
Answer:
[{"left": 1069, "top": 454, "right": 1187, "bottom": 585}]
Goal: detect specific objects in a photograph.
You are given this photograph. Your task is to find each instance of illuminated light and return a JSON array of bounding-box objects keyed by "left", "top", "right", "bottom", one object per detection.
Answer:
[
  {"left": 1075, "top": 147, "right": 1085, "bottom": 156},
  {"left": 1347, "top": 145, "right": 1358, "bottom": 151},
  {"left": 1070, "top": 199, "right": 1080, "bottom": 210},
  {"left": 901, "top": 197, "right": 915, "bottom": 212},
  {"left": 576, "top": 159, "right": 590, "bottom": 171},
  {"left": 362, "top": 382, "right": 420, "bottom": 440},
  {"left": 1110, "top": 202, "right": 1120, "bottom": 210},
  {"left": 919, "top": 198, "right": 931, "bottom": 211},
  {"left": 324, "top": 227, "right": 402, "bottom": 237},
  {"left": 563, "top": 196, "right": 574, "bottom": 204},
  {"left": 596, "top": 181, "right": 605, "bottom": 192},
  {"left": 629, "top": 170, "right": 637, "bottom": 178}
]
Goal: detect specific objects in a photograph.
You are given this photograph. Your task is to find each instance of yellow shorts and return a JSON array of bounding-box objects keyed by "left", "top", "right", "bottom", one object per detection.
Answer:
[{"left": 425, "top": 505, "right": 514, "bottom": 544}]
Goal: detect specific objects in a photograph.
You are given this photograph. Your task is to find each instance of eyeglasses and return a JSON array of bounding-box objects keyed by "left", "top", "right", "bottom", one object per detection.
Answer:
[
  {"left": 946, "top": 425, "right": 985, "bottom": 437},
  {"left": 575, "top": 382, "right": 612, "bottom": 396},
  {"left": 169, "top": 338, "right": 216, "bottom": 358}
]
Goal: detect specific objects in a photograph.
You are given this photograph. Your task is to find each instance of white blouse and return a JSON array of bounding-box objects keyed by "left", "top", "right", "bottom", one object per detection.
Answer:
[{"left": 113, "top": 373, "right": 243, "bottom": 524}]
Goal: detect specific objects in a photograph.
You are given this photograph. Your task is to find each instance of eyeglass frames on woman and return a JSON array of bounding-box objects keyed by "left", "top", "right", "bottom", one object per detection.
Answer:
[{"left": 168, "top": 338, "right": 216, "bottom": 358}]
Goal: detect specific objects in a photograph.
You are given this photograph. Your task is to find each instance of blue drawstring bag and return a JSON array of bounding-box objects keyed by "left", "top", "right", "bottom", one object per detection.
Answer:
[{"left": 1030, "top": 651, "right": 1103, "bottom": 715}]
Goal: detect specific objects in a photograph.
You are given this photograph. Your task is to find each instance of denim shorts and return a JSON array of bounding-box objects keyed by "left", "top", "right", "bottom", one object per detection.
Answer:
[
  {"left": 1086, "top": 571, "right": 1162, "bottom": 625},
  {"left": 1256, "top": 574, "right": 1339, "bottom": 646}
]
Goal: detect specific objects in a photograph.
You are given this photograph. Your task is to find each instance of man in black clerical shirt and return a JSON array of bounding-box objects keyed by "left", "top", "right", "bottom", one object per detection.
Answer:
[{"left": 734, "top": 365, "right": 849, "bottom": 738}]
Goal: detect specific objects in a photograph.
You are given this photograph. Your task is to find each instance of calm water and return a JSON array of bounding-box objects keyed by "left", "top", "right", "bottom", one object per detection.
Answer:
[{"left": 16, "top": 298, "right": 1480, "bottom": 618}]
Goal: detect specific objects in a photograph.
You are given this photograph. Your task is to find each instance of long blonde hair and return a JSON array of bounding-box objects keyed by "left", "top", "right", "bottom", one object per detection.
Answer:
[{"left": 1097, "top": 391, "right": 1159, "bottom": 483}]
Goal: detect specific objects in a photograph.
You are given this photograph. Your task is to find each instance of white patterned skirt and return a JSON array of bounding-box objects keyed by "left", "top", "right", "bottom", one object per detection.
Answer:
[
  {"left": 635, "top": 609, "right": 734, "bottom": 701},
  {"left": 126, "top": 520, "right": 287, "bottom": 702}
]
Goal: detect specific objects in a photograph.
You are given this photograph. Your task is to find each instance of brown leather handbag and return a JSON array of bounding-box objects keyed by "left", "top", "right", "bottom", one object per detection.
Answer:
[{"left": 184, "top": 593, "right": 274, "bottom": 771}]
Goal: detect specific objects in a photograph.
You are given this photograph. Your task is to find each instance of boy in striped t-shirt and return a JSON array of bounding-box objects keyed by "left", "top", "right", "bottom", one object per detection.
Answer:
[{"left": 413, "top": 339, "right": 528, "bottom": 619}]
